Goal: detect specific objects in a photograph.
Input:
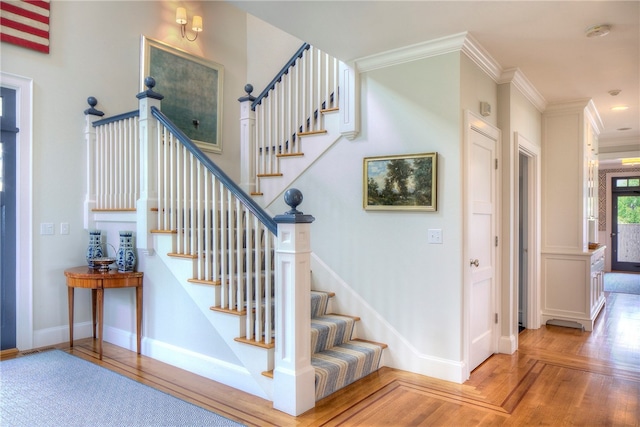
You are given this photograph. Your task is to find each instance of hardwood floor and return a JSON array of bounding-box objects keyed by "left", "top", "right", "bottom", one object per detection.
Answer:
[{"left": 9, "top": 291, "right": 640, "bottom": 426}]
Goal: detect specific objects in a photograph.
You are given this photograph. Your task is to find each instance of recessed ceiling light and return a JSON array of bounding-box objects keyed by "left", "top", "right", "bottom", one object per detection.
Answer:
[
  {"left": 608, "top": 89, "right": 621, "bottom": 96},
  {"left": 621, "top": 158, "right": 640, "bottom": 166},
  {"left": 585, "top": 24, "right": 611, "bottom": 38},
  {"left": 617, "top": 127, "right": 632, "bottom": 131},
  {"left": 611, "top": 106, "right": 629, "bottom": 111}
]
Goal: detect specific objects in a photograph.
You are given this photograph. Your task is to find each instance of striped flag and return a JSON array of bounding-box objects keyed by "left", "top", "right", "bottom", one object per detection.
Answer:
[{"left": 0, "top": 0, "right": 50, "bottom": 54}]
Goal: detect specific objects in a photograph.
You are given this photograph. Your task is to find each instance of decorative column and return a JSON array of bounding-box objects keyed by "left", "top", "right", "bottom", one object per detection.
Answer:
[
  {"left": 272, "top": 189, "right": 316, "bottom": 416},
  {"left": 83, "top": 97, "right": 104, "bottom": 230},
  {"left": 136, "top": 77, "right": 164, "bottom": 255},
  {"left": 238, "top": 84, "right": 256, "bottom": 195}
]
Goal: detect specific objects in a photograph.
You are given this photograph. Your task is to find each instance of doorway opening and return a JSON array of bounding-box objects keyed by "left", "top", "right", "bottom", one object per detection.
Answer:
[
  {"left": 518, "top": 153, "right": 529, "bottom": 333},
  {"left": 611, "top": 176, "right": 640, "bottom": 272},
  {"left": 516, "top": 132, "right": 540, "bottom": 337}
]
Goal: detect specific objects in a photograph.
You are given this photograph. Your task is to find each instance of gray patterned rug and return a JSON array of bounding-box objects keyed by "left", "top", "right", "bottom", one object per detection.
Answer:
[
  {"left": 0, "top": 350, "right": 244, "bottom": 426},
  {"left": 604, "top": 272, "right": 640, "bottom": 295}
]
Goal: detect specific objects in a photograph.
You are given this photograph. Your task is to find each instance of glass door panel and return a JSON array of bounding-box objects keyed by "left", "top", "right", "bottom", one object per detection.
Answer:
[{"left": 611, "top": 177, "right": 640, "bottom": 272}]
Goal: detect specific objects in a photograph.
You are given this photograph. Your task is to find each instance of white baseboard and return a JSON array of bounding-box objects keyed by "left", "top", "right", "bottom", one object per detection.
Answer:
[
  {"left": 498, "top": 334, "right": 517, "bottom": 354},
  {"left": 33, "top": 321, "right": 93, "bottom": 349},
  {"left": 103, "top": 326, "right": 269, "bottom": 399}
]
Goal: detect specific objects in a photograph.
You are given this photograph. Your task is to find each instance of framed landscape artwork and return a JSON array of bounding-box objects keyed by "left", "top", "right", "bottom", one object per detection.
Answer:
[
  {"left": 141, "top": 36, "right": 224, "bottom": 153},
  {"left": 363, "top": 152, "right": 438, "bottom": 211}
]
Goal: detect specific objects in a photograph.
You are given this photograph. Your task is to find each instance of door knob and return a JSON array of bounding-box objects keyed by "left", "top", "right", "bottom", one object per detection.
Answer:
[{"left": 470, "top": 259, "right": 480, "bottom": 267}]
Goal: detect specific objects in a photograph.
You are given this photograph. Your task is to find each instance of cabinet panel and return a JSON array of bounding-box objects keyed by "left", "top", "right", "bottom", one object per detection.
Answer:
[{"left": 540, "top": 247, "right": 605, "bottom": 331}]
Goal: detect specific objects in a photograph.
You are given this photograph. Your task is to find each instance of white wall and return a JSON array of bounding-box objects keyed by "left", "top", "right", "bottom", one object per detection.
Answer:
[
  {"left": 271, "top": 53, "right": 465, "bottom": 369},
  {"left": 1, "top": 0, "right": 247, "bottom": 348},
  {"left": 246, "top": 15, "right": 304, "bottom": 95}
]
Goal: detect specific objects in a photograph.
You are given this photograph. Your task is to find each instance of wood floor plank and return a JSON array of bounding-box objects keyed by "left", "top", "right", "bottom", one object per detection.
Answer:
[{"left": 7, "top": 292, "right": 639, "bottom": 426}]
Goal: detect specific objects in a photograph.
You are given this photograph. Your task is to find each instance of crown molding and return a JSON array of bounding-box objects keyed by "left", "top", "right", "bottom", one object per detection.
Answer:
[
  {"left": 460, "top": 33, "right": 502, "bottom": 81},
  {"left": 498, "top": 68, "right": 547, "bottom": 113},
  {"left": 353, "top": 32, "right": 548, "bottom": 115},
  {"left": 354, "top": 32, "right": 469, "bottom": 73},
  {"left": 544, "top": 98, "right": 604, "bottom": 135}
]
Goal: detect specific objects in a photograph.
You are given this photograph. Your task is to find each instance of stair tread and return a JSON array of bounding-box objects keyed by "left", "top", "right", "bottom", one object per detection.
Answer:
[
  {"left": 312, "top": 340, "right": 385, "bottom": 400},
  {"left": 298, "top": 129, "right": 327, "bottom": 137}
]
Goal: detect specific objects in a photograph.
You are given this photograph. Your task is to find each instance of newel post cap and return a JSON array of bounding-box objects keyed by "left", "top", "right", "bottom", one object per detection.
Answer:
[{"left": 273, "top": 188, "right": 315, "bottom": 224}]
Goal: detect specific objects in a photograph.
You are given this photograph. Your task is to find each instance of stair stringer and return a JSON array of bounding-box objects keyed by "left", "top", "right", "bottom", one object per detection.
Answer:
[
  {"left": 152, "top": 232, "right": 275, "bottom": 400},
  {"left": 255, "top": 110, "right": 342, "bottom": 207}
]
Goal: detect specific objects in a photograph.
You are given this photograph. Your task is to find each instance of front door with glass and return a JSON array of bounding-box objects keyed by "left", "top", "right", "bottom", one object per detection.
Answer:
[{"left": 611, "top": 176, "right": 640, "bottom": 272}]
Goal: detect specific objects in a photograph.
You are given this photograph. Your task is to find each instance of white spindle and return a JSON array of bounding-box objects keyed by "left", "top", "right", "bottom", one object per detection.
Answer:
[
  {"left": 235, "top": 198, "right": 243, "bottom": 312},
  {"left": 220, "top": 186, "right": 228, "bottom": 308},
  {"left": 264, "top": 229, "right": 272, "bottom": 345},
  {"left": 189, "top": 152, "right": 196, "bottom": 255}
]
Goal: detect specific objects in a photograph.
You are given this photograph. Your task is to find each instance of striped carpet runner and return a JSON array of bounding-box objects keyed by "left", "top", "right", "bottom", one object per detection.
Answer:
[{"left": 310, "top": 291, "right": 384, "bottom": 400}]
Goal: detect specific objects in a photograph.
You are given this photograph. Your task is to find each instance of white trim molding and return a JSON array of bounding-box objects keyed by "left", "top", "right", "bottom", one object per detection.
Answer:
[
  {"left": 355, "top": 32, "right": 469, "bottom": 73},
  {"left": 499, "top": 68, "right": 547, "bottom": 113},
  {"left": 0, "top": 71, "right": 34, "bottom": 351}
]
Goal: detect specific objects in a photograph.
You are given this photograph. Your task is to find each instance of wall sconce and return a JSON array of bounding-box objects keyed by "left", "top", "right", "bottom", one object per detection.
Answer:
[{"left": 176, "top": 7, "right": 203, "bottom": 41}]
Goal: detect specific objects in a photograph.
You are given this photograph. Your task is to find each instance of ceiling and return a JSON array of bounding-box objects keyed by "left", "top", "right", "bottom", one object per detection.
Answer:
[{"left": 228, "top": 0, "right": 639, "bottom": 163}]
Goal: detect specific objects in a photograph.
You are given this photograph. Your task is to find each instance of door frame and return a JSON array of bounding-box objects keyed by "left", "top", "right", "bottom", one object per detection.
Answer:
[
  {"left": 0, "top": 72, "right": 33, "bottom": 350},
  {"left": 463, "top": 110, "right": 501, "bottom": 378},
  {"left": 604, "top": 170, "right": 640, "bottom": 272},
  {"left": 610, "top": 175, "right": 640, "bottom": 272},
  {"left": 516, "top": 133, "right": 541, "bottom": 332}
]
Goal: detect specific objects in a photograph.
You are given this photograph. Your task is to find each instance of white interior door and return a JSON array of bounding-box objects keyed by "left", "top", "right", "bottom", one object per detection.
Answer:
[{"left": 465, "top": 112, "right": 499, "bottom": 372}]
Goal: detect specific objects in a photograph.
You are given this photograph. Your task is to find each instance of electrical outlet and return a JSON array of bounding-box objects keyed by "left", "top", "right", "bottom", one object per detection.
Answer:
[
  {"left": 40, "top": 223, "right": 54, "bottom": 235},
  {"left": 427, "top": 228, "right": 442, "bottom": 244},
  {"left": 60, "top": 223, "right": 70, "bottom": 235}
]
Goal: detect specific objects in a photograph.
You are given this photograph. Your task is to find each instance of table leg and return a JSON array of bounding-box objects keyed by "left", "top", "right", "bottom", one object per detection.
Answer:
[
  {"left": 67, "top": 287, "right": 74, "bottom": 347},
  {"left": 97, "top": 288, "right": 104, "bottom": 360},
  {"left": 91, "top": 289, "right": 97, "bottom": 338},
  {"left": 136, "top": 286, "right": 143, "bottom": 355}
]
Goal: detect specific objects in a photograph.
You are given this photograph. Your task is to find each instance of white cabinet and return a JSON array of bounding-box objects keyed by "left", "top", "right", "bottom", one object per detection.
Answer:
[
  {"left": 540, "top": 99, "right": 605, "bottom": 330},
  {"left": 541, "top": 247, "right": 605, "bottom": 331}
]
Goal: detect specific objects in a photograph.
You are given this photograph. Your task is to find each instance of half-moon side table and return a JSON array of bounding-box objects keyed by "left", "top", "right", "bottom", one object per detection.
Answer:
[{"left": 64, "top": 266, "right": 143, "bottom": 360}]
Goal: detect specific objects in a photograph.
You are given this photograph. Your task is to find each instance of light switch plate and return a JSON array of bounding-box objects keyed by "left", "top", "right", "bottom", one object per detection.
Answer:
[
  {"left": 427, "top": 229, "right": 442, "bottom": 244},
  {"left": 40, "top": 223, "right": 54, "bottom": 235}
]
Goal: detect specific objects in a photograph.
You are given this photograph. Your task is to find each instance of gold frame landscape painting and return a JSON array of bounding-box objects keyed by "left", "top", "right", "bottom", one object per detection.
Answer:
[{"left": 363, "top": 152, "right": 437, "bottom": 211}]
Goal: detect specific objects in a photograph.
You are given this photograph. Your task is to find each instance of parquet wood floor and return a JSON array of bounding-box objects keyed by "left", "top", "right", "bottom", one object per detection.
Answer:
[{"left": 11, "top": 292, "right": 640, "bottom": 426}]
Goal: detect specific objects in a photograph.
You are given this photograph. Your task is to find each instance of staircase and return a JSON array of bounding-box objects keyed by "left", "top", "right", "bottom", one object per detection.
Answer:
[
  {"left": 311, "top": 291, "right": 386, "bottom": 400},
  {"left": 83, "top": 43, "right": 382, "bottom": 414},
  {"left": 153, "top": 226, "right": 386, "bottom": 403}
]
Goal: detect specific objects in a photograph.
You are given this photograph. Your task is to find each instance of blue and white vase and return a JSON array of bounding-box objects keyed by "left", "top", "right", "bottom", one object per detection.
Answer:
[
  {"left": 116, "top": 231, "right": 136, "bottom": 272},
  {"left": 86, "top": 230, "right": 104, "bottom": 268}
]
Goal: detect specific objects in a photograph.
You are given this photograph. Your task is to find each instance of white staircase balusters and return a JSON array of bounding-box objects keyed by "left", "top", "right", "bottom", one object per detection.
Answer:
[{"left": 240, "top": 45, "right": 340, "bottom": 197}]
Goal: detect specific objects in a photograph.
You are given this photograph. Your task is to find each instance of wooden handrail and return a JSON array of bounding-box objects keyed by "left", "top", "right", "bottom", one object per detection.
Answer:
[
  {"left": 251, "top": 43, "right": 310, "bottom": 110},
  {"left": 150, "top": 106, "right": 278, "bottom": 235},
  {"left": 92, "top": 110, "right": 139, "bottom": 127}
]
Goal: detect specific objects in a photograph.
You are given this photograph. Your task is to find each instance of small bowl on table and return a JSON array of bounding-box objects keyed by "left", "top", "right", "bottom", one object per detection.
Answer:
[{"left": 91, "top": 257, "right": 115, "bottom": 272}]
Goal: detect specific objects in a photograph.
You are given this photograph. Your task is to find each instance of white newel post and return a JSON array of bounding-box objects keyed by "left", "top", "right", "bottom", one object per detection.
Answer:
[
  {"left": 273, "top": 189, "right": 316, "bottom": 416},
  {"left": 338, "top": 61, "right": 360, "bottom": 141},
  {"left": 136, "top": 77, "right": 163, "bottom": 255},
  {"left": 238, "top": 84, "right": 256, "bottom": 195},
  {"left": 83, "top": 97, "right": 104, "bottom": 230}
]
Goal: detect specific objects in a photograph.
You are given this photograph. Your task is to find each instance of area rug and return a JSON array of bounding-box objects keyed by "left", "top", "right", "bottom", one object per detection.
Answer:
[
  {"left": 0, "top": 350, "right": 244, "bottom": 426},
  {"left": 604, "top": 272, "right": 640, "bottom": 295}
]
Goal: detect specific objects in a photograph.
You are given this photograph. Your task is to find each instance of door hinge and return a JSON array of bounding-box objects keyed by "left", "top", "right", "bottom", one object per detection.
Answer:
[
  {"left": 495, "top": 313, "right": 499, "bottom": 324},
  {"left": 495, "top": 236, "right": 498, "bottom": 247},
  {"left": 495, "top": 158, "right": 498, "bottom": 169}
]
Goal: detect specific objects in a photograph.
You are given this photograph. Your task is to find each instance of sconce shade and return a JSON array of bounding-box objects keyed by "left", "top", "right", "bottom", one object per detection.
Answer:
[
  {"left": 176, "top": 7, "right": 187, "bottom": 25},
  {"left": 192, "top": 15, "right": 203, "bottom": 32}
]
